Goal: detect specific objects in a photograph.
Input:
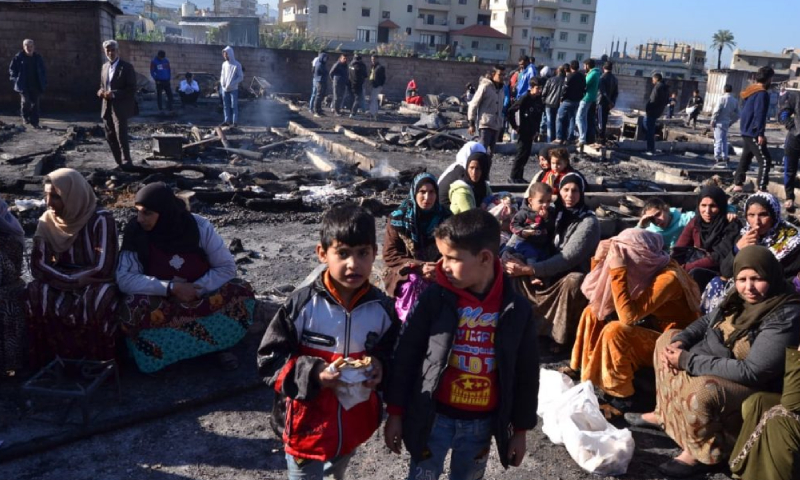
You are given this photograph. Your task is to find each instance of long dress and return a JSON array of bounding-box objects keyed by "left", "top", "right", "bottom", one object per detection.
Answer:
[
  {"left": 25, "top": 210, "right": 120, "bottom": 367},
  {"left": 116, "top": 217, "right": 255, "bottom": 373},
  {"left": 729, "top": 348, "right": 800, "bottom": 480},
  {"left": 570, "top": 261, "right": 699, "bottom": 398},
  {"left": 0, "top": 233, "right": 25, "bottom": 372}
]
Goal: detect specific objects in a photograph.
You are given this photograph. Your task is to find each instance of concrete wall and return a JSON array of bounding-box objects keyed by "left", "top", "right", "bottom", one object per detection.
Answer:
[
  {"left": 118, "top": 41, "right": 497, "bottom": 99},
  {"left": 0, "top": 1, "right": 120, "bottom": 112},
  {"left": 615, "top": 75, "right": 703, "bottom": 113}
]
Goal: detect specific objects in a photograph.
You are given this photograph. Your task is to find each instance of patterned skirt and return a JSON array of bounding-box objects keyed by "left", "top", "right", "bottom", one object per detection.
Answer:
[
  {"left": 119, "top": 278, "right": 256, "bottom": 373},
  {"left": 26, "top": 280, "right": 120, "bottom": 368},
  {"left": 653, "top": 329, "right": 757, "bottom": 465},
  {"left": 0, "top": 280, "right": 26, "bottom": 372}
]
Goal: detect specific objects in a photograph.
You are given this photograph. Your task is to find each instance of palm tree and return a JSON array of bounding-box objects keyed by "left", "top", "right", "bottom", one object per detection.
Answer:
[{"left": 711, "top": 30, "right": 736, "bottom": 70}]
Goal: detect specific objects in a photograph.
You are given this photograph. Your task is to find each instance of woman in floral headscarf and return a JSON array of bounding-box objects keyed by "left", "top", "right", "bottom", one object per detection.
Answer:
[{"left": 383, "top": 173, "right": 451, "bottom": 321}]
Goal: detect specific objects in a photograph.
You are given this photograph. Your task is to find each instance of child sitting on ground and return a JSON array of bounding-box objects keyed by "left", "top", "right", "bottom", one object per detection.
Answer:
[
  {"left": 530, "top": 146, "right": 552, "bottom": 184},
  {"left": 384, "top": 209, "right": 539, "bottom": 480},
  {"left": 257, "top": 204, "right": 398, "bottom": 479},
  {"left": 540, "top": 147, "right": 573, "bottom": 194},
  {"left": 503, "top": 182, "right": 555, "bottom": 266}
]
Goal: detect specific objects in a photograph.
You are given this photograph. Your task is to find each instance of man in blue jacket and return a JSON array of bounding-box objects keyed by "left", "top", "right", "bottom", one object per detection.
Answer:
[
  {"left": 732, "top": 66, "right": 775, "bottom": 193},
  {"left": 311, "top": 51, "right": 328, "bottom": 117},
  {"left": 8, "top": 39, "right": 47, "bottom": 128},
  {"left": 150, "top": 50, "right": 173, "bottom": 111}
]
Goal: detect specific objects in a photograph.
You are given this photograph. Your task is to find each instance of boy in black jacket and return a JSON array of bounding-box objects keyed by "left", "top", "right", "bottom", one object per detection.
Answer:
[
  {"left": 257, "top": 204, "right": 398, "bottom": 480},
  {"left": 507, "top": 77, "right": 545, "bottom": 184},
  {"left": 733, "top": 66, "right": 775, "bottom": 193},
  {"left": 385, "top": 209, "right": 539, "bottom": 480}
]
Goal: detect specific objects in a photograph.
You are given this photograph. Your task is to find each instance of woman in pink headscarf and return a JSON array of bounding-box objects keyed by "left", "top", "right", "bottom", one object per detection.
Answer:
[{"left": 566, "top": 228, "right": 701, "bottom": 412}]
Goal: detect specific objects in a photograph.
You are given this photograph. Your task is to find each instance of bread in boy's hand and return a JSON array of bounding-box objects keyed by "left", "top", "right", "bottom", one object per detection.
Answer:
[{"left": 332, "top": 356, "right": 372, "bottom": 371}]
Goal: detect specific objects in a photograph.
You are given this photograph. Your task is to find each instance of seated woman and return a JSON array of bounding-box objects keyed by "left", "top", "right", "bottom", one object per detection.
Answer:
[
  {"left": 504, "top": 173, "right": 600, "bottom": 351},
  {"left": 438, "top": 141, "right": 488, "bottom": 211},
  {"left": 438, "top": 151, "right": 492, "bottom": 215},
  {"left": 703, "top": 192, "right": 800, "bottom": 313},
  {"left": 673, "top": 185, "right": 741, "bottom": 290},
  {"left": 729, "top": 345, "right": 800, "bottom": 480},
  {"left": 26, "top": 168, "right": 119, "bottom": 367},
  {"left": 570, "top": 229, "right": 701, "bottom": 411},
  {"left": 637, "top": 197, "right": 696, "bottom": 250},
  {"left": 0, "top": 198, "right": 26, "bottom": 372},
  {"left": 116, "top": 183, "right": 255, "bottom": 373},
  {"left": 629, "top": 246, "right": 800, "bottom": 478},
  {"left": 383, "top": 173, "right": 450, "bottom": 322}
]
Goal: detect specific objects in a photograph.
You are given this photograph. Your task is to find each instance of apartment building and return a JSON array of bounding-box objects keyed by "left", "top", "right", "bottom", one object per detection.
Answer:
[
  {"left": 278, "top": 0, "right": 504, "bottom": 60},
  {"left": 730, "top": 48, "right": 798, "bottom": 82},
  {"left": 489, "top": 0, "right": 596, "bottom": 67}
]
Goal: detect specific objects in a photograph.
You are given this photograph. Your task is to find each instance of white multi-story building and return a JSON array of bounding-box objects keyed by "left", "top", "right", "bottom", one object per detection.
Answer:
[{"left": 489, "top": 0, "right": 596, "bottom": 67}]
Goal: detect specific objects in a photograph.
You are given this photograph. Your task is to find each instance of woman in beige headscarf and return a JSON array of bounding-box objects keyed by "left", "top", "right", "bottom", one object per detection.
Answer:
[{"left": 26, "top": 168, "right": 120, "bottom": 367}]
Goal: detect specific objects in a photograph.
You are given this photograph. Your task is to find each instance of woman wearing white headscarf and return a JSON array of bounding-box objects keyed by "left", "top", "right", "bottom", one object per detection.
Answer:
[
  {"left": 26, "top": 168, "right": 119, "bottom": 368},
  {"left": 0, "top": 197, "right": 25, "bottom": 372}
]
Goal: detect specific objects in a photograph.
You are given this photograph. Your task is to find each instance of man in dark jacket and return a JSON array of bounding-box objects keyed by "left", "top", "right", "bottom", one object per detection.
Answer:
[
  {"left": 780, "top": 89, "right": 800, "bottom": 210},
  {"left": 348, "top": 55, "right": 367, "bottom": 117},
  {"left": 643, "top": 72, "right": 670, "bottom": 155},
  {"left": 150, "top": 50, "right": 173, "bottom": 111},
  {"left": 368, "top": 55, "right": 386, "bottom": 120},
  {"left": 596, "top": 61, "right": 618, "bottom": 144},
  {"left": 556, "top": 60, "right": 585, "bottom": 143},
  {"left": 98, "top": 40, "right": 137, "bottom": 167},
  {"left": 8, "top": 39, "right": 47, "bottom": 128},
  {"left": 685, "top": 89, "right": 703, "bottom": 128},
  {"left": 507, "top": 78, "right": 545, "bottom": 183},
  {"left": 733, "top": 67, "right": 775, "bottom": 193},
  {"left": 329, "top": 54, "right": 349, "bottom": 115},
  {"left": 541, "top": 65, "right": 567, "bottom": 142},
  {"left": 311, "top": 52, "right": 328, "bottom": 116}
]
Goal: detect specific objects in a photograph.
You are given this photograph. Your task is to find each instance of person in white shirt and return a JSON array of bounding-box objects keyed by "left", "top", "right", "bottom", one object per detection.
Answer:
[{"left": 178, "top": 72, "right": 200, "bottom": 106}]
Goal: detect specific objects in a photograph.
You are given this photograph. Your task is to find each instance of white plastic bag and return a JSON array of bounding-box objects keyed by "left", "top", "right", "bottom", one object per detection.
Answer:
[
  {"left": 540, "top": 376, "right": 635, "bottom": 475},
  {"left": 536, "top": 368, "right": 575, "bottom": 418},
  {"left": 329, "top": 363, "right": 372, "bottom": 410}
]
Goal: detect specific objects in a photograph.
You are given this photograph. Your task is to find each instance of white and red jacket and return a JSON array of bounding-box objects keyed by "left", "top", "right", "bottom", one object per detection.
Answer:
[{"left": 257, "top": 272, "right": 398, "bottom": 461}]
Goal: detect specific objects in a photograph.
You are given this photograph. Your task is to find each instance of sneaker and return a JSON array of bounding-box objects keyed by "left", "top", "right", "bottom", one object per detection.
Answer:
[
  {"left": 231, "top": 123, "right": 238, "bottom": 128},
  {"left": 220, "top": 122, "right": 230, "bottom": 127},
  {"left": 313, "top": 113, "right": 320, "bottom": 118},
  {"left": 349, "top": 113, "right": 355, "bottom": 119},
  {"left": 713, "top": 160, "right": 728, "bottom": 169},
  {"left": 644, "top": 151, "right": 655, "bottom": 157}
]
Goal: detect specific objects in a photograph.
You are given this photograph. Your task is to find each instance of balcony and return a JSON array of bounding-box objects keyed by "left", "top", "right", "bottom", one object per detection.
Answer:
[
  {"left": 416, "top": 17, "right": 449, "bottom": 32},
  {"left": 282, "top": 11, "right": 308, "bottom": 23},
  {"left": 530, "top": 15, "right": 557, "bottom": 28},
  {"left": 417, "top": 0, "right": 450, "bottom": 12},
  {"left": 479, "top": 0, "right": 490, "bottom": 12}
]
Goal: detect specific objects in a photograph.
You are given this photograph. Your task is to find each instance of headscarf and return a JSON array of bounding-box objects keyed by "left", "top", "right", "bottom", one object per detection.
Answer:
[
  {"left": 583, "top": 229, "right": 678, "bottom": 320},
  {"left": 741, "top": 192, "right": 800, "bottom": 261},
  {"left": 120, "top": 182, "right": 202, "bottom": 266},
  {"left": 34, "top": 168, "right": 98, "bottom": 253},
  {"left": 719, "top": 245, "right": 800, "bottom": 347},
  {"left": 462, "top": 151, "right": 491, "bottom": 206},
  {"left": 553, "top": 172, "right": 592, "bottom": 244},
  {"left": 0, "top": 197, "right": 24, "bottom": 246},
  {"left": 389, "top": 173, "right": 450, "bottom": 258},
  {"left": 438, "top": 141, "right": 487, "bottom": 207},
  {"left": 696, "top": 185, "right": 731, "bottom": 253}
]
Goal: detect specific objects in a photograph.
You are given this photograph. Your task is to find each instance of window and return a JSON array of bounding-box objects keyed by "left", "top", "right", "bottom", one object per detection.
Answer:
[
  {"left": 319, "top": 5, "right": 327, "bottom": 13},
  {"left": 456, "top": 16, "right": 465, "bottom": 25},
  {"left": 357, "top": 28, "right": 373, "bottom": 42},
  {"left": 578, "top": 33, "right": 587, "bottom": 43},
  {"left": 580, "top": 13, "right": 589, "bottom": 24},
  {"left": 522, "top": 28, "right": 528, "bottom": 39},
  {"left": 492, "top": 12, "right": 497, "bottom": 20},
  {"left": 576, "top": 53, "right": 584, "bottom": 61},
  {"left": 520, "top": 48, "right": 526, "bottom": 56},
  {"left": 382, "top": 11, "right": 390, "bottom": 18},
  {"left": 459, "top": 0, "right": 467, "bottom": 4},
  {"left": 557, "top": 52, "right": 566, "bottom": 60},
  {"left": 362, "top": 8, "right": 370, "bottom": 17},
  {"left": 406, "top": 27, "right": 412, "bottom": 34},
  {"left": 561, "top": 12, "right": 570, "bottom": 22},
  {"left": 407, "top": 5, "right": 412, "bottom": 12},
  {"left": 496, "top": 43, "right": 505, "bottom": 51},
  {"left": 582, "top": 0, "right": 591, "bottom": 3},
  {"left": 471, "top": 40, "right": 479, "bottom": 49},
  {"left": 342, "top": 2, "right": 345, "bottom": 11},
  {"left": 559, "top": 31, "right": 568, "bottom": 41},
  {"left": 563, "top": 0, "right": 571, "bottom": 2},
  {"left": 523, "top": 9, "right": 530, "bottom": 19}
]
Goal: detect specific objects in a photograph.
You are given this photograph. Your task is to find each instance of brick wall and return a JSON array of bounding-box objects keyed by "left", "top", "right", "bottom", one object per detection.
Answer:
[{"left": 0, "top": 2, "right": 119, "bottom": 112}]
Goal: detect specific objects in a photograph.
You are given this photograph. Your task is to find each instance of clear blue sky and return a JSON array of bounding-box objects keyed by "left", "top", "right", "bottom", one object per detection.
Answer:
[{"left": 592, "top": 0, "right": 797, "bottom": 67}]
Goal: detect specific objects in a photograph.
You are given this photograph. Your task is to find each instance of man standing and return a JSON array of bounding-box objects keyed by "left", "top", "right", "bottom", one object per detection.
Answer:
[
  {"left": 311, "top": 51, "right": 328, "bottom": 117},
  {"left": 8, "top": 39, "right": 47, "bottom": 128},
  {"left": 507, "top": 77, "right": 545, "bottom": 183},
  {"left": 150, "top": 50, "right": 173, "bottom": 111},
  {"left": 779, "top": 88, "right": 800, "bottom": 211},
  {"left": 710, "top": 84, "right": 739, "bottom": 168},
  {"left": 732, "top": 66, "right": 775, "bottom": 192},
  {"left": 685, "top": 89, "right": 703, "bottom": 128},
  {"left": 178, "top": 72, "right": 200, "bottom": 106},
  {"left": 98, "top": 40, "right": 137, "bottom": 167},
  {"left": 515, "top": 55, "right": 537, "bottom": 99},
  {"left": 348, "top": 54, "right": 367, "bottom": 118},
  {"left": 643, "top": 72, "right": 670, "bottom": 155},
  {"left": 556, "top": 60, "right": 585, "bottom": 144},
  {"left": 329, "top": 54, "right": 349, "bottom": 116},
  {"left": 220, "top": 46, "right": 243, "bottom": 127},
  {"left": 468, "top": 65, "right": 506, "bottom": 162},
  {"left": 541, "top": 65, "right": 567, "bottom": 142},
  {"left": 596, "top": 61, "right": 618, "bottom": 144},
  {"left": 576, "top": 58, "right": 600, "bottom": 148},
  {"left": 368, "top": 55, "right": 386, "bottom": 120}
]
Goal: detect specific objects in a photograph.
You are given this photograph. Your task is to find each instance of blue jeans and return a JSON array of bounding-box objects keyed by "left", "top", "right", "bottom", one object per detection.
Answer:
[
  {"left": 545, "top": 106, "right": 558, "bottom": 142},
  {"left": 309, "top": 80, "right": 318, "bottom": 112},
  {"left": 222, "top": 90, "right": 239, "bottom": 124},
  {"left": 713, "top": 124, "right": 730, "bottom": 160},
  {"left": 642, "top": 115, "right": 658, "bottom": 153},
  {"left": 285, "top": 451, "right": 354, "bottom": 480},
  {"left": 576, "top": 100, "right": 591, "bottom": 143},
  {"left": 556, "top": 100, "right": 579, "bottom": 142},
  {"left": 406, "top": 414, "right": 492, "bottom": 480}
]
